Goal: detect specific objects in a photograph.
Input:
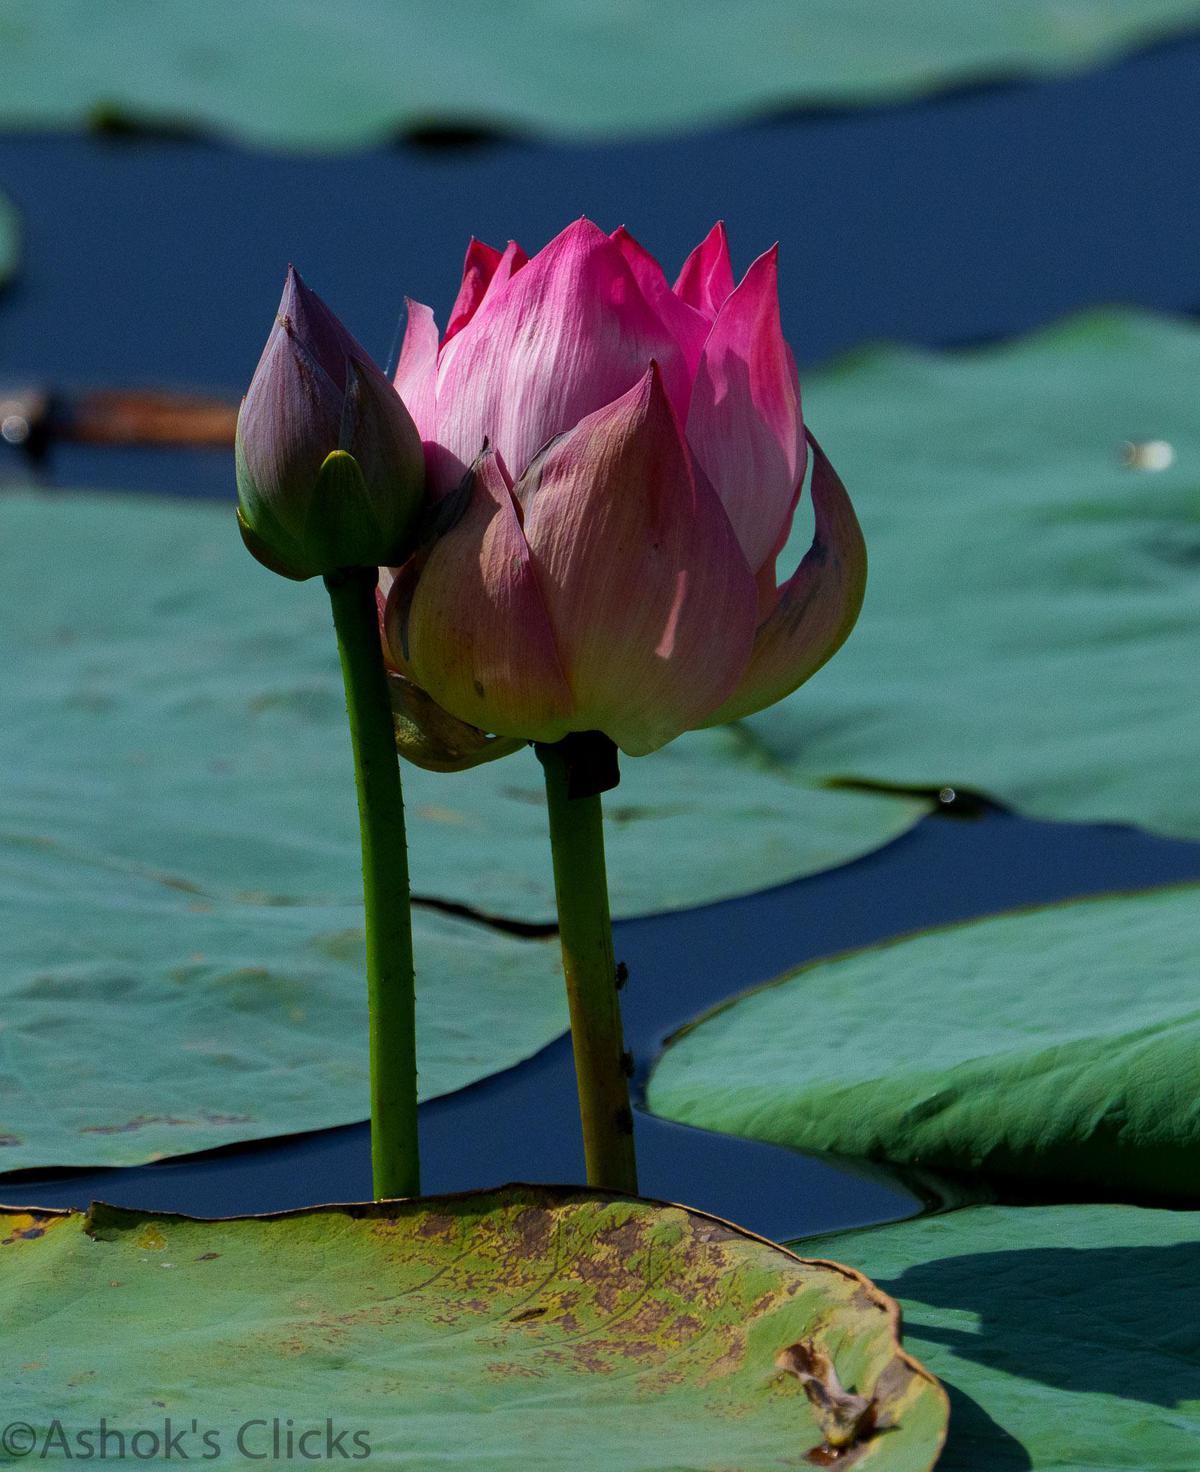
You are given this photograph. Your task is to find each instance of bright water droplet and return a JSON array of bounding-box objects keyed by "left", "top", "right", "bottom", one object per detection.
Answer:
[{"left": 1121, "top": 440, "right": 1175, "bottom": 471}]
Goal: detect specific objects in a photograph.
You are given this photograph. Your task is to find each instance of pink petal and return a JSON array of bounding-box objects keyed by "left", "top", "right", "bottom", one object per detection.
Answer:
[
  {"left": 392, "top": 448, "right": 574, "bottom": 742},
  {"left": 610, "top": 225, "right": 709, "bottom": 377},
  {"left": 442, "top": 238, "right": 529, "bottom": 346},
  {"left": 479, "top": 239, "right": 528, "bottom": 302},
  {"left": 393, "top": 297, "right": 439, "bottom": 442},
  {"left": 702, "top": 431, "right": 866, "bottom": 725},
  {"left": 515, "top": 365, "right": 757, "bottom": 756},
  {"left": 685, "top": 245, "right": 805, "bottom": 575},
  {"left": 432, "top": 218, "right": 691, "bottom": 493},
  {"left": 442, "top": 237, "right": 503, "bottom": 344},
  {"left": 673, "top": 221, "right": 735, "bottom": 320}
]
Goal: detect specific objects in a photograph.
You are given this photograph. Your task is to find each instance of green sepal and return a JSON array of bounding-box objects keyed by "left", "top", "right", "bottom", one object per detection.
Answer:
[
  {"left": 235, "top": 503, "right": 314, "bottom": 581},
  {"left": 389, "top": 672, "right": 525, "bottom": 772}
]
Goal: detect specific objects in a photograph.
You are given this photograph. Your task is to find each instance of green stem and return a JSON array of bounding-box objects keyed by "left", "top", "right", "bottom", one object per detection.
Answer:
[
  {"left": 325, "top": 568, "right": 419, "bottom": 1200},
  {"left": 537, "top": 740, "right": 638, "bottom": 1194}
]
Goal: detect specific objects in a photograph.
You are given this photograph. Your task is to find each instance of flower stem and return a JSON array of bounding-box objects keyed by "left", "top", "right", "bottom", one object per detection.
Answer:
[
  {"left": 537, "top": 738, "right": 638, "bottom": 1194},
  {"left": 325, "top": 567, "right": 420, "bottom": 1200}
]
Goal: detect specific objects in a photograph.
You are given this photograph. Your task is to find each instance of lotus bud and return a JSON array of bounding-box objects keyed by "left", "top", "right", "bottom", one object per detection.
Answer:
[{"left": 236, "top": 267, "right": 425, "bottom": 580}]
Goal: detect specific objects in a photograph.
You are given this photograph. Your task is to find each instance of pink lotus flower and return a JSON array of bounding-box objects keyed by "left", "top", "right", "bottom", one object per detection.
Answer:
[{"left": 385, "top": 220, "right": 865, "bottom": 757}]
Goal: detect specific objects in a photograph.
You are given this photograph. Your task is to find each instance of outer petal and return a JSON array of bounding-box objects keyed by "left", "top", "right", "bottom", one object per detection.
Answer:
[
  {"left": 515, "top": 364, "right": 758, "bottom": 757},
  {"left": 673, "top": 221, "right": 735, "bottom": 321},
  {"left": 442, "top": 237, "right": 503, "bottom": 344},
  {"left": 610, "top": 225, "right": 709, "bottom": 377},
  {"left": 392, "top": 449, "right": 574, "bottom": 742},
  {"left": 701, "top": 431, "right": 866, "bottom": 726},
  {"left": 432, "top": 218, "right": 691, "bottom": 491},
  {"left": 238, "top": 317, "right": 341, "bottom": 515},
  {"left": 685, "top": 245, "right": 805, "bottom": 575},
  {"left": 393, "top": 298, "right": 439, "bottom": 442}
]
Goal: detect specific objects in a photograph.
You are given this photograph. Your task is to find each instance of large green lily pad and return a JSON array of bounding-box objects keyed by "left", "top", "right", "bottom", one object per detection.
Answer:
[
  {"left": 798, "top": 1203, "right": 1200, "bottom": 1470},
  {"left": 1, "top": 1, "right": 1198, "bottom": 145},
  {"left": 756, "top": 309, "right": 1200, "bottom": 841},
  {"left": 0, "top": 828, "right": 568, "bottom": 1170},
  {"left": 649, "top": 881, "right": 1200, "bottom": 1200},
  {"left": 0, "top": 1188, "right": 948, "bottom": 1470},
  {"left": 0, "top": 490, "right": 920, "bottom": 928}
]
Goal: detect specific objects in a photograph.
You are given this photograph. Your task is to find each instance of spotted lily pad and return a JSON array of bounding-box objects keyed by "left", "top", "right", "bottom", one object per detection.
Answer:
[
  {"left": 2, "top": 1, "right": 1199, "bottom": 144},
  {"left": 0, "top": 1188, "right": 947, "bottom": 1469},
  {"left": 756, "top": 309, "right": 1200, "bottom": 841},
  {"left": 798, "top": 1203, "right": 1200, "bottom": 1470},
  {"left": 649, "top": 882, "right": 1200, "bottom": 1200},
  {"left": 0, "top": 489, "right": 920, "bottom": 929}
]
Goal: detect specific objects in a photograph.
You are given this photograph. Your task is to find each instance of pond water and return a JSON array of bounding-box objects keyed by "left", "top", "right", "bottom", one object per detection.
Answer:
[{"left": 2, "top": 33, "right": 1199, "bottom": 1237}]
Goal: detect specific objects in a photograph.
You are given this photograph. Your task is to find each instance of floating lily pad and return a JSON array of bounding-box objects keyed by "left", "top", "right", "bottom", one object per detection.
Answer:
[
  {"left": 2, "top": 1, "right": 1199, "bottom": 144},
  {"left": 648, "top": 882, "right": 1200, "bottom": 1200},
  {"left": 0, "top": 490, "right": 920, "bottom": 929},
  {"left": 0, "top": 189, "right": 18, "bottom": 286},
  {"left": 756, "top": 309, "right": 1200, "bottom": 841},
  {"left": 798, "top": 1203, "right": 1200, "bottom": 1470},
  {"left": 0, "top": 830, "right": 568, "bottom": 1170},
  {"left": 0, "top": 1188, "right": 947, "bottom": 1470}
]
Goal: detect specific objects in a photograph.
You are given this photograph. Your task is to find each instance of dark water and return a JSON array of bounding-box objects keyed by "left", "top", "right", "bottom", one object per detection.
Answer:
[{"left": 2, "top": 35, "right": 1199, "bottom": 1237}]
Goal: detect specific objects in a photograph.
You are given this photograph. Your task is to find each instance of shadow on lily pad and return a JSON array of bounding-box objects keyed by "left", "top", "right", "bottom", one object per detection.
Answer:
[{"left": 798, "top": 1204, "right": 1200, "bottom": 1471}]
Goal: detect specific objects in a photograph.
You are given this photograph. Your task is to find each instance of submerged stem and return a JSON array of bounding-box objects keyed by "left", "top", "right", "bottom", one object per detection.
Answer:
[
  {"left": 537, "top": 737, "right": 638, "bottom": 1194},
  {"left": 325, "top": 568, "right": 420, "bottom": 1200}
]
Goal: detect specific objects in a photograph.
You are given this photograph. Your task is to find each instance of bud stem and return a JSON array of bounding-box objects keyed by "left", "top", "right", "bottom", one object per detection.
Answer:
[
  {"left": 536, "top": 738, "right": 638, "bottom": 1194},
  {"left": 325, "top": 567, "right": 420, "bottom": 1200}
]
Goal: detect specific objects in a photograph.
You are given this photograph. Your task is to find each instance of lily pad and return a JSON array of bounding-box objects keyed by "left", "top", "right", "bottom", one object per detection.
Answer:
[
  {"left": 0, "top": 829, "right": 568, "bottom": 1170},
  {"left": 0, "top": 489, "right": 920, "bottom": 929},
  {"left": 755, "top": 309, "right": 1200, "bottom": 841},
  {"left": 798, "top": 1203, "right": 1200, "bottom": 1470},
  {"left": 2, "top": 1, "right": 1199, "bottom": 144},
  {"left": 0, "top": 1188, "right": 947, "bottom": 1470},
  {"left": 648, "top": 881, "right": 1200, "bottom": 1200},
  {"left": 0, "top": 189, "right": 18, "bottom": 286}
]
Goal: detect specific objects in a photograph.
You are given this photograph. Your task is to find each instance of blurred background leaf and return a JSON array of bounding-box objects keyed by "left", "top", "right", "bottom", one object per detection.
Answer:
[
  {"left": 3, "top": 0, "right": 1200, "bottom": 146},
  {"left": 752, "top": 309, "right": 1200, "bottom": 842},
  {"left": 0, "top": 843, "right": 568, "bottom": 1170},
  {"left": 0, "top": 490, "right": 923, "bottom": 935}
]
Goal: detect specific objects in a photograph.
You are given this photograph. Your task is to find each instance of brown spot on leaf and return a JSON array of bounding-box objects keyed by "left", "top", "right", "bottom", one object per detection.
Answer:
[
  {"left": 485, "top": 1361, "right": 544, "bottom": 1379},
  {"left": 81, "top": 1114, "right": 192, "bottom": 1135},
  {"left": 415, "top": 1213, "right": 455, "bottom": 1239},
  {"left": 778, "top": 1341, "right": 878, "bottom": 1460}
]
